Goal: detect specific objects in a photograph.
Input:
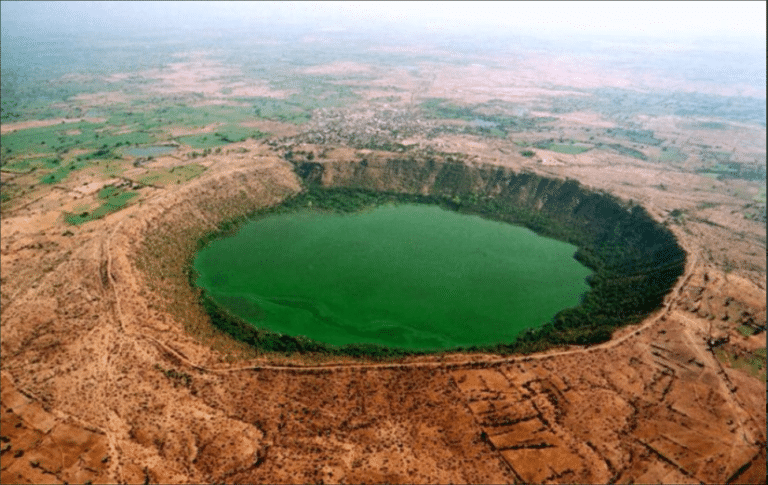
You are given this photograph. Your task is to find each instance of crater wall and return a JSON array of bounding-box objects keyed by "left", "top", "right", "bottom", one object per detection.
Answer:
[
  {"left": 236, "top": 157, "right": 689, "bottom": 351},
  {"left": 299, "top": 157, "right": 680, "bottom": 256}
]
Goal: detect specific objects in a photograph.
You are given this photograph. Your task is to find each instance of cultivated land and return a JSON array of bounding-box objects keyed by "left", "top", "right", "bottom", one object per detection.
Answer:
[{"left": 1, "top": 32, "right": 765, "bottom": 484}]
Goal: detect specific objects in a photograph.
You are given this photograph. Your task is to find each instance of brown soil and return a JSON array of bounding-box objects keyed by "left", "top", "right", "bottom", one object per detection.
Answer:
[{"left": 1, "top": 141, "right": 764, "bottom": 484}]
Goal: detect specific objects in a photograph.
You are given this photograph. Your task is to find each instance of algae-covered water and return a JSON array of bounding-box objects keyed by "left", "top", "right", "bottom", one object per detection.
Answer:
[{"left": 193, "top": 204, "right": 592, "bottom": 350}]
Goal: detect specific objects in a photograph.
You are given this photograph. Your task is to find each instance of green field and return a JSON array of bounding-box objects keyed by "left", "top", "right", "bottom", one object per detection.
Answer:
[
  {"left": 0, "top": 103, "right": 268, "bottom": 192},
  {"left": 604, "top": 128, "right": 663, "bottom": 146},
  {"left": 252, "top": 98, "right": 312, "bottom": 124},
  {"left": 700, "top": 172, "right": 721, "bottom": 179},
  {"left": 1, "top": 156, "right": 61, "bottom": 173},
  {"left": 138, "top": 164, "right": 206, "bottom": 186},
  {"left": 1, "top": 103, "right": 268, "bottom": 170},
  {"left": 754, "top": 186, "right": 766, "bottom": 203},
  {"left": 64, "top": 185, "right": 139, "bottom": 225},
  {"left": 608, "top": 144, "right": 647, "bottom": 160},
  {"left": 736, "top": 325, "right": 758, "bottom": 337},
  {"left": 659, "top": 147, "right": 687, "bottom": 163},
  {"left": 148, "top": 104, "right": 255, "bottom": 128},
  {"left": 692, "top": 121, "right": 728, "bottom": 130},
  {"left": 251, "top": 81, "right": 359, "bottom": 124},
  {"left": 1, "top": 121, "right": 158, "bottom": 159},
  {"left": 702, "top": 151, "right": 733, "bottom": 164},
  {"left": 176, "top": 125, "right": 266, "bottom": 149},
  {"left": 38, "top": 158, "right": 91, "bottom": 184},
  {"left": 715, "top": 346, "right": 767, "bottom": 381},
  {"left": 538, "top": 142, "right": 591, "bottom": 155},
  {"left": 123, "top": 145, "right": 177, "bottom": 157}
]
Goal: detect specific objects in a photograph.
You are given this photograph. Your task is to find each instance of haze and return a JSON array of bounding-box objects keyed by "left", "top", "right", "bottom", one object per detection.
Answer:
[
  {"left": 2, "top": 1, "right": 766, "bottom": 38},
  {"left": 3, "top": 1, "right": 765, "bottom": 99}
]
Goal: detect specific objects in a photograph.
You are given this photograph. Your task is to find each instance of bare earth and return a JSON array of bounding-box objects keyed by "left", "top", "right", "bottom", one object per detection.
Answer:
[{"left": 0, "top": 55, "right": 765, "bottom": 484}]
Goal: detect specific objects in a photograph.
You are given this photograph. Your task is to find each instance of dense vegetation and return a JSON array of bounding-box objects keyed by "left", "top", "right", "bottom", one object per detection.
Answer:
[{"left": 192, "top": 172, "right": 686, "bottom": 359}]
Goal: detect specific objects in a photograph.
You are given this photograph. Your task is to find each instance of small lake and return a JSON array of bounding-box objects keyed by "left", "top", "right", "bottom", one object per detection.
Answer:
[
  {"left": 193, "top": 204, "right": 592, "bottom": 350},
  {"left": 124, "top": 145, "right": 177, "bottom": 157}
]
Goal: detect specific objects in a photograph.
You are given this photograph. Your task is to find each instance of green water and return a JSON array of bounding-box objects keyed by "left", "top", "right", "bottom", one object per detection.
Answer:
[{"left": 193, "top": 204, "right": 592, "bottom": 350}]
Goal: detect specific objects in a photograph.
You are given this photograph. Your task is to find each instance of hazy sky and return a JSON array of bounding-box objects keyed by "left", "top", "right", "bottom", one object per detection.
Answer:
[{"left": 2, "top": 1, "right": 765, "bottom": 40}]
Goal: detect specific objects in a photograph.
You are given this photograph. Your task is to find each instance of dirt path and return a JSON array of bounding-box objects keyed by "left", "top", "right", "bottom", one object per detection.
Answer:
[{"left": 675, "top": 311, "right": 764, "bottom": 449}]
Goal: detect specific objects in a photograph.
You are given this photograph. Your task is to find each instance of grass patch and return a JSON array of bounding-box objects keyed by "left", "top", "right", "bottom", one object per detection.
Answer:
[
  {"left": 97, "top": 185, "right": 119, "bottom": 199},
  {"left": 176, "top": 134, "right": 229, "bottom": 149},
  {"left": 702, "top": 151, "right": 733, "bottom": 164},
  {"left": 177, "top": 126, "right": 265, "bottom": 149},
  {"left": 700, "top": 172, "right": 721, "bottom": 180},
  {"left": 698, "top": 159, "right": 765, "bottom": 183},
  {"left": 64, "top": 186, "right": 138, "bottom": 225},
  {"left": 753, "top": 186, "right": 766, "bottom": 203},
  {"left": 421, "top": 98, "right": 475, "bottom": 120},
  {"left": 710, "top": 162, "right": 739, "bottom": 174},
  {"left": 605, "top": 128, "right": 663, "bottom": 146},
  {"left": 250, "top": 82, "right": 360, "bottom": 125},
  {"left": 149, "top": 105, "right": 253, "bottom": 127},
  {"left": 253, "top": 98, "right": 312, "bottom": 124},
  {"left": 98, "top": 159, "right": 130, "bottom": 178},
  {"left": 1, "top": 156, "right": 61, "bottom": 173},
  {"left": 0, "top": 124, "right": 74, "bottom": 156},
  {"left": 370, "top": 96, "right": 401, "bottom": 103},
  {"left": 1, "top": 121, "right": 157, "bottom": 158},
  {"left": 106, "top": 110, "right": 166, "bottom": 131},
  {"left": 694, "top": 121, "right": 727, "bottom": 130},
  {"left": 138, "top": 164, "right": 206, "bottom": 186},
  {"left": 536, "top": 141, "right": 591, "bottom": 154},
  {"left": 114, "top": 104, "right": 255, "bottom": 130},
  {"left": 213, "top": 125, "right": 267, "bottom": 143},
  {"left": 736, "top": 325, "right": 758, "bottom": 337},
  {"left": 715, "top": 347, "right": 766, "bottom": 381},
  {"left": 38, "top": 158, "right": 89, "bottom": 185},
  {"left": 608, "top": 144, "right": 647, "bottom": 160},
  {"left": 0, "top": 184, "right": 21, "bottom": 209},
  {"left": 485, "top": 127, "right": 507, "bottom": 138},
  {"left": 659, "top": 147, "right": 687, "bottom": 164},
  {"left": 122, "top": 145, "right": 177, "bottom": 158}
]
